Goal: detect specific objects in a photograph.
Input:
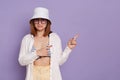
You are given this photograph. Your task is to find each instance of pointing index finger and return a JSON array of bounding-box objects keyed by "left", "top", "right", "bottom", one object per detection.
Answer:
[
  {"left": 47, "top": 45, "right": 52, "bottom": 48},
  {"left": 73, "top": 34, "right": 79, "bottom": 40}
]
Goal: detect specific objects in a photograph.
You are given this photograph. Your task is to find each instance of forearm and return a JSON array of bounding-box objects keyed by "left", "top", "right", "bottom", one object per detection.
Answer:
[
  {"left": 59, "top": 46, "right": 72, "bottom": 66},
  {"left": 18, "top": 51, "right": 39, "bottom": 66}
]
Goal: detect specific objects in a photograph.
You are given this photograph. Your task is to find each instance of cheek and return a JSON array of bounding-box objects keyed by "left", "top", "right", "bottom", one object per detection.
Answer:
[{"left": 44, "top": 24, "right": 47, "bottom": 28}]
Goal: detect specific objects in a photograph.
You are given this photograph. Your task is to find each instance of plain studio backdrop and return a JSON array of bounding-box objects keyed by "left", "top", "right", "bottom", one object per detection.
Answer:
[{"left": 0, "top": 0, "right": 120, "bottom": 80}]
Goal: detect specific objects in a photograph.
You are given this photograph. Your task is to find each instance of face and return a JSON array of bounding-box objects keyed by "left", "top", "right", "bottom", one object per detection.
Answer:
[{"left": 34, "top": 18, "right": 47, "bottom": 31}]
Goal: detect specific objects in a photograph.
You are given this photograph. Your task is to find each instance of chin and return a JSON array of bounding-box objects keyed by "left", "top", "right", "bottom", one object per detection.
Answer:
[{"left": 37, "top": 28, "right": 45, "bottom": 31}]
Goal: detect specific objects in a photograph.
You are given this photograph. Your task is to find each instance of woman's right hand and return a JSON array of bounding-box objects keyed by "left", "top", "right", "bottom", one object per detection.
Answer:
[{"left": 36, "top": 45, "right": 52, "bottom": 56}]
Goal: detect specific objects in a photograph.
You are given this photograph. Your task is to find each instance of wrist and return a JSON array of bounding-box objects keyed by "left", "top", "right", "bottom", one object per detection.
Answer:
[
  {"left": 67, "top": 45, "right": 72, "bottom": 50},
  {"left": 67, "top": 45, "right": 72, "bottom": 49}
]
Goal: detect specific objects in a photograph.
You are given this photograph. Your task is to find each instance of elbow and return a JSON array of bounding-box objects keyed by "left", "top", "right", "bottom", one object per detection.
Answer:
[
  {"left": 18, "top": 57, "right": 28, "bottom": 66},
  {"left": 59, "top": 57, "right": 67, "bottom": 66}
]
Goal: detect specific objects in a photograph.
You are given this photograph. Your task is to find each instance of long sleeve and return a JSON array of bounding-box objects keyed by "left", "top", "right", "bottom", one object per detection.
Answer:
[
  {"left": 59, "top": 46, "right": 72, "bottom": 66},
  {"left": 18, "top": 35, "right": 39, "bottom": 66},
  {"left": 53, "top": 33, "right": 72, "bottom": 66}
]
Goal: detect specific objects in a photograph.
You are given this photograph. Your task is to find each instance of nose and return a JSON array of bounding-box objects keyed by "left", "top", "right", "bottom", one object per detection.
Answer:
[{"left": 38, "top": 21, "right": 42, "bottom": 24}]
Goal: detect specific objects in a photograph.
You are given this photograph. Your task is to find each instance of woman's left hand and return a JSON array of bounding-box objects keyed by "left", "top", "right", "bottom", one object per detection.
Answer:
[{"left": 67, "top": 34, "right": 79, "bottom": 49}]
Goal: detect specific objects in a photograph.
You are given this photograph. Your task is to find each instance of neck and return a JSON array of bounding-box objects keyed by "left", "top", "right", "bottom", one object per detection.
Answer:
[{"left": 36, "top": 30, "right": 45, "bottom": 38}]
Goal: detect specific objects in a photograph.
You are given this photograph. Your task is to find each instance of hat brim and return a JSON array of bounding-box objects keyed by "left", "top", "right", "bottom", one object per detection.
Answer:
[{"left": 29, "top": 17, "right": 51, "bottom": 24}]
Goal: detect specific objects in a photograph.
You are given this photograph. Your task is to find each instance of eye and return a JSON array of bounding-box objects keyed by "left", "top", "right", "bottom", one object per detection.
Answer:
[{"left": 41, "top": 18, "right": 46, "bottom": 21}]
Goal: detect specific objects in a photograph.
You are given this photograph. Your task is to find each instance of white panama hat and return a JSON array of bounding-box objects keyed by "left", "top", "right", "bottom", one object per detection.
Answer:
[{"left": 30, "top": 7, "right": 51, "bottom": 24}]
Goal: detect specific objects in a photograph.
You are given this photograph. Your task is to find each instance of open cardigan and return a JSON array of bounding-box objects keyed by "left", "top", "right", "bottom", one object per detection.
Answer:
[{"left": 18, "top": 33, "right": 72, "bottom": 80}]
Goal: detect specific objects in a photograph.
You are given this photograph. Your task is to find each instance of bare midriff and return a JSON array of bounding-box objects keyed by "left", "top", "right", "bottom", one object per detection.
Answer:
[{"left": 34, "top": 57, "right": 50, "bottom": 66}]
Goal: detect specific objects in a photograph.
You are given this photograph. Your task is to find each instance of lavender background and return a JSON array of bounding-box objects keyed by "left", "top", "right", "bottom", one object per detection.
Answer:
[{"left": 0, "top": 0, "right": 120, "bottom": 80}]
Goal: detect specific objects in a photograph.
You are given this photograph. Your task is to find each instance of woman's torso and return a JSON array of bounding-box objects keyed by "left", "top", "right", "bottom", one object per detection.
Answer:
[{"left": 33, "top": 36, "right": 50, "bottom": 66}]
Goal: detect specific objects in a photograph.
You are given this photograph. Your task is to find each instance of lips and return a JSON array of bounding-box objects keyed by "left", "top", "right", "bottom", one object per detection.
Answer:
[{"left": 38, "top": 26, "right": 43, "bottom": 28}]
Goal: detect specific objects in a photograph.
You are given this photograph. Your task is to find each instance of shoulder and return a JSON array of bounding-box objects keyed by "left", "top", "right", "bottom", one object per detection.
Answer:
[
  {"left": 50, "top": 32, "right": 61, "bottom": 41},
  {"left": 22, "top": 34, "right": 33, "bottom": 41},
  {"left": 50, "top": 32, "right": 60, "bottom": 38}
]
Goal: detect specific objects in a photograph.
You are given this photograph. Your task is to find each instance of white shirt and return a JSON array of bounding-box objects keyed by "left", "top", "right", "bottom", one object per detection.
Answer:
[{"left": 18, "top": 33, "right": 72, "bottom": 80}]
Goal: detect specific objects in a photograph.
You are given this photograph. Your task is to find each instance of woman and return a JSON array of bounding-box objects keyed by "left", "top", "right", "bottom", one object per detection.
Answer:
[{"left": 18, "top": 7, "right": 78, "bottom": 80}]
